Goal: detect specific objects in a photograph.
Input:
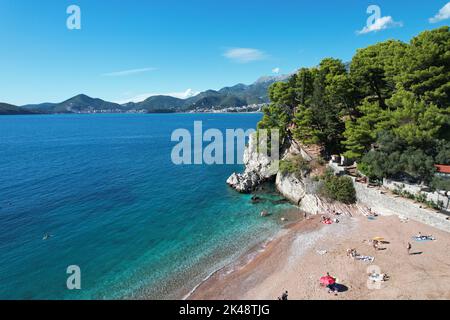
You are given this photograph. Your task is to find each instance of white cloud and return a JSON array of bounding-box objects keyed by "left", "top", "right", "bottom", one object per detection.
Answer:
[
  {"left": 223, "top": 48, "right": 267, "bottom": 63},
  {"left": 117, "top": 89, "right": 200, "bottom": 104},
  {"left": 357, "top": 16, "right": 403, "bottom": 34},
  {"left": 429, "top": 2, "right": 450, "bottom": 23},
  {"left": 171, "top": 89, "right": 199, "bottom": 99},
  {"left": 272, "top": 67, "right": 280, "bottom": 74},
  {"left": 102, "top": 67, "right": 157, "bottom": 77}
]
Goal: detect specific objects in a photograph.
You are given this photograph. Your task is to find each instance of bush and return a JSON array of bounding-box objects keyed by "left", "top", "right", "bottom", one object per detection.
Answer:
[
  {"left": 320, "top": 171, "right": 357, "bottom": 204},
  {"left": 279, "top": 156, "right": 311, "bottom": 177},
  {"left": 431, "top": 176, "right": 450, "bottom": 192}
]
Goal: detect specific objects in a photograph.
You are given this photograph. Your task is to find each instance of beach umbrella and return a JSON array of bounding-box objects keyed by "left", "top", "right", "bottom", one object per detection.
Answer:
[{"left": 320, "top": 276, "right": 335, "bottom": 286}]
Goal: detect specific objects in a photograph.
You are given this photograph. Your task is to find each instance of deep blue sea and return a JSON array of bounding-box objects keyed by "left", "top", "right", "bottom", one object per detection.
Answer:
[{"left": 0, "top": 114, "right": 296, "bottom": 300}]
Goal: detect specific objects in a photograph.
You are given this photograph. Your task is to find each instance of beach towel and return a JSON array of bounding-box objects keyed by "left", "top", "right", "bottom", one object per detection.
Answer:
[
  {"left": 316, "top": 250, "right": 328, "bottom": 255},
  {"left": 356, "top": 255, "right": 375, "bottom": 263},
  {"left": 412, "top": 236, "right": 435, "bottom": 242}
]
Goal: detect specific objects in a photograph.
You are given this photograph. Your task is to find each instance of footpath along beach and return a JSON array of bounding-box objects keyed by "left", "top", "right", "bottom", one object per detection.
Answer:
[{"left": 189, "top": 209, "right": 450, "bottom": 300}]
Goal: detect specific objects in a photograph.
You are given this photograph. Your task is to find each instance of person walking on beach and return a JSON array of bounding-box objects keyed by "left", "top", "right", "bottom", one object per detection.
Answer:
[
  {"left": 407, "top": 242, "right": 412, "bottom": 255},
  {"left": 278, "top": 291, "right": 288, "bottom": 300}
]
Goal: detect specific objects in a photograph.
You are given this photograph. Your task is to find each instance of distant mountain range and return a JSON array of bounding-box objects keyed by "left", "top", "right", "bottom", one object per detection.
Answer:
[
  {"left": 0, "top": 103, "right": 37, "bottom": 115},
  {"left": 0, "top": 74, "right": 290, "bottom": 115}
]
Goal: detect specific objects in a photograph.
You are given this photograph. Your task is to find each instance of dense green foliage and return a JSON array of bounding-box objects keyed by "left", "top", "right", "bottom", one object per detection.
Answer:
[
  {"left": 279, "top": 156, "right": 311, "bottom": 177},
  {"left": 432, "top": 176, "right": 450, "bottom": 192},
  {"left": 319, "top": 170, "right": 357, "bottom": 204},
  {"left": 258, "top": 27, "right": 450, "bottom": 185}
]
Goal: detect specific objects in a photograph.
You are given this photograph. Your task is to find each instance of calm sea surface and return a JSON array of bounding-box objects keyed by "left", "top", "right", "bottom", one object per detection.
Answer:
[{"left": 0, "top": 113, "right": 296, "bottom": 299}]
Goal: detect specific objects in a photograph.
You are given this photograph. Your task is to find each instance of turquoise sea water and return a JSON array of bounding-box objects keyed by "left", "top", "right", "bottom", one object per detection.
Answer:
[{"left": 0, "top": 114, "right": 296, "bottom": 299}]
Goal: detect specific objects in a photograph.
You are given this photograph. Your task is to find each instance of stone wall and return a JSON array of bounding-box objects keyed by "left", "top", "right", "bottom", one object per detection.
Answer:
[
  {"left": 382, "top": 179, "right": 450, "bottom": 212},
  {"left": 275, "top": 170, "right": 450, "bottom": 233},
  {"left": 229, "top": 136, "right": 450, "bottom": 233},
  {"left": 354, "top": 181, "right": 450, "bottom": 233}
]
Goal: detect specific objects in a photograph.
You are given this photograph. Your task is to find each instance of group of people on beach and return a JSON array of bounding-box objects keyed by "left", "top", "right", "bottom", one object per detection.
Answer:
[
  {"left": 277, "top": 207, "right": 440, "bottom": 300},
  {"left": 321, "top": 215, "right": 339, "bottom": 225}
]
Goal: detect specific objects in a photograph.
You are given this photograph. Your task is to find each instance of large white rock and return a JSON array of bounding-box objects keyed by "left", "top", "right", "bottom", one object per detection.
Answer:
[
  {"left": 226, "top": 171, "right": 262, "bottom": 193},
  {"left": 227, "top": 133, "right": 278, "bottom": 193},
  {"left": 275, "top": 171, "right": 322, "bottom": 215}
]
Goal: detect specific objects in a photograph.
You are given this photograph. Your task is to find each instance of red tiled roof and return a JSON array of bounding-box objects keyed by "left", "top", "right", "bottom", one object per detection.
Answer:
[{"left": 435, "top": 165, "right": 450, "bottom": 174}]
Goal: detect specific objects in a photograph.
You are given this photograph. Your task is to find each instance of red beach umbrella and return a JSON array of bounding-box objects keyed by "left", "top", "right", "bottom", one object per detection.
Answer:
[{"left": 320, "top": 275, "right": 336, "bottom": 286}]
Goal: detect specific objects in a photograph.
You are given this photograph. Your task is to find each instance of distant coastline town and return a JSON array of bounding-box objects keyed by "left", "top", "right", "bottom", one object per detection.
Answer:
[
  {"left": 0, "top": 75, "right": 287, "bottom": 116},
  {"left": 67, "top": 103, "right": 265, "bottom": 114}
]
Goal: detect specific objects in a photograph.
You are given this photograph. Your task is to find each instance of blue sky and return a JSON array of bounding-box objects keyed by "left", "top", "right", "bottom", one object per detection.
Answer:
[{"left": 0, "top": 0, "right": 449, "bottom": 105}]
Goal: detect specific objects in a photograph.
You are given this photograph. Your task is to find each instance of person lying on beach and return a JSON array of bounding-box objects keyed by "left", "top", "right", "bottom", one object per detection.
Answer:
[
  {"left": 364, "top": 208, "right": 378, "bottom": 217},
  {"left": 324, "top": 274, "right": 339, "bottom": 295},
  {"left": 414, "top": 235, "right": 435, "bottom": 241},
  {"left": 346, "top": 249, "right": 352, "bottom": 257},
  {"left": 347, "top": 248, "right": 358, "bottom": 258},
  {"left": 414, "top": 232, "right": 435, "bottom": 241},
  {"left": 355, "top": 255, "right": 375, "bottom": 262},
  {"left": 331, "top": 210, "right": 342, "bottom": 216},
  {"left": 347, "top": 249, "right": 374, "bottom": 262},
  {"left": 369, "top": 271, "right": 389, "bottom": 282},
  {"left": 372, "top": 240, "right": 379, "bottom": 250},
  {"left": 327, "top": 283, "right": 339, "bottom": 295},
  {"left": 321, "top": 216, "right": 333, "bottom": 224}
]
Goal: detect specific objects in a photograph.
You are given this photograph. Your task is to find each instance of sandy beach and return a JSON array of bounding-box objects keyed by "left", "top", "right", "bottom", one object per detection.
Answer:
[{"left": 189, "top": 211, "right": 450, "bottom": 300}]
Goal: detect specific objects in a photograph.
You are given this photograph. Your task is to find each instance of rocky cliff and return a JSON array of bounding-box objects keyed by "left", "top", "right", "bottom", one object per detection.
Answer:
[
  {"left": 227, "top": 133, "right": 450, "bottom": 231},
  {"left": 227, "top": 134, "right": 358, "bottom": 216},
  {"left": 274, "top": 170, "right": 358, "bottom": 216},
  {"left": 226, "top": 133, "right": 278, "bottom": 193},
  {"left": 227, "top": 133, "right": 316, "bottom": 202}
]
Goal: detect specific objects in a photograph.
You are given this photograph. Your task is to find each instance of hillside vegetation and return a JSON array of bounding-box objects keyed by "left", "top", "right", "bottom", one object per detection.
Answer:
[
  {"left": 0, "top": 103, "right": 36, "bottom": 115},
  {"left": 258, "top": 26, "right": 450, "bottom": 188}
]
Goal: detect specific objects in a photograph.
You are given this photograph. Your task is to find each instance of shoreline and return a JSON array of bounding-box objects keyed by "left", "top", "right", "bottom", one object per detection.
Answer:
[
  {"left": 188, "top": 209, "right": 450, "bottom": 300},
  {"left": 181, "top": 207, "right": 305, "bottom": 300},
  {"left": 187, "top": 214, "right": 327, "bottom": 300}
]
